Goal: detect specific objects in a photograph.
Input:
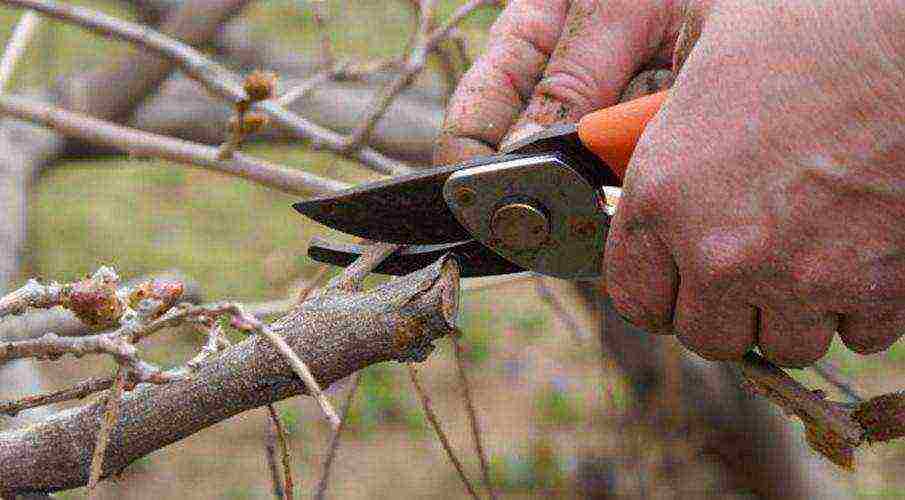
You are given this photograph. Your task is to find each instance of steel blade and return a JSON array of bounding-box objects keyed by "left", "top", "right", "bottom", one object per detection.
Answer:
[
  {"left": 293, "top": 154, "right": 533, "bottom": 244},
  {"left": 307, "top": 237, "right": 525, "bottom": 277}
]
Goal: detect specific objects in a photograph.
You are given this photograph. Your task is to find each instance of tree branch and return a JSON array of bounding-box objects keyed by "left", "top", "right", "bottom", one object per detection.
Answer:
[
  {"left": 0, "top": 94, "right": 349, "bottom": 196},
  {"left": 1, "top": 0, "right": 414, "bottom": 176},
  {"left": 0, "top": 256, "right": 460, "bottom": 495}
]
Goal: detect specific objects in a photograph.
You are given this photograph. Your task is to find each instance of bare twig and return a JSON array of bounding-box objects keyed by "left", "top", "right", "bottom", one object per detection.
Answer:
[
  {"left": 0, "top": 10, "right": 40, "bottom": 91},
  {"left": 264, "top": 420, "right": 286, "bottom": 499},
  {"left": 309, "top": 0, "right": 334, "bottom": 68},
  {"left": 314, "top": 371, "right": 362, "bottom": 500},
  {"left": 342, "top": 0, "right": 439, "bottom": 150},
  {"left": 87, "top": 368, "right": 126, "bottom": 496},
  {"left": 266, "top": 404, "right": 294, "bottom": 500},
  {"left": 325, "top": 242, "right": 402, "bottom": 293},
  {"left": 738, "top": 352, "right": 864, "bottom": 468},
  {"left": 0, "top": 94, "right": 349, "bottom": 195},
  {"left": 407, "top": 363, "right": 480, "bottom": 500},
  {"left": 0, "top": 376, "right": 115, "bottom": 417},
  {"left": 812, "top": 359, "right": 866, "bottom": 404},
  {"left": 2, "top": 0, "right": 413, "bottom": 176},
  {"left": 452, "top": 336, "right": 495, "bottom": 500},
  {"left": 198, "top": 302, "right": 339, "bottom": 429},
  {"left": 533, "top": 277, "right": 591, "bottom": 342}
]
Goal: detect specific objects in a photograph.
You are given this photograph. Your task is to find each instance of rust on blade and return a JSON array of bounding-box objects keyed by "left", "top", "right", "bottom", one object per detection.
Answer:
[{"left": 307, "top": 237, "right": 525, "bottom": 277}]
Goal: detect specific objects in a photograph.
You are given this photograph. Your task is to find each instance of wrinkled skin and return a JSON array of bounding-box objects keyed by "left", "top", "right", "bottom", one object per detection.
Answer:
[{"left": 435, "top": 0, "right": 905, "bottom": 368}]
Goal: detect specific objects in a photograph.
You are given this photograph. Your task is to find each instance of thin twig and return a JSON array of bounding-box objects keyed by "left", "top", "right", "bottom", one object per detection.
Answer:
[
  {"left": 0, "top": 375, "right": 115, "bottom": 417},
  {"left": 0, "top": 93, "right": 349, "bottom": 195},
  {"left": 2, "top": 0, "right": 413, "bottom": 176},
  {"left": 452, "top": 336, "right": 495, "bottom": 500},
  {"left": 87, "top": 368, "right": 126, "bottom": 496},
  {"left": 533, "top": 277, "right": 591, "bottom": 342},
  {"left": 813, "top": 360, "right": 866, "bottom": 404},
  {"left": 324, "top": 242, "right": 402, "bottom": 293},
  {"left": 314, "top": 371, "right": 362, "bottom": 500},
  {"left": 264, "top": 419, "right": 285, "bottom": 500},
  {"left": 230, "top": 304, "right": 341, "bottom": 429},
  {"left": 342, "top": 0, "right": 438, "bottom": 150},
  {"left": 309, "top": 0, "right": 334, "bottom": 68},
  {"left": 407, "top": 363, "right": 480, "bottom": 500},
  {"left": 267, "top": 404, "right": 294, "bottom": 500},
  {"left": 0, "top": 9, "right": 40, "bottom": 91}
]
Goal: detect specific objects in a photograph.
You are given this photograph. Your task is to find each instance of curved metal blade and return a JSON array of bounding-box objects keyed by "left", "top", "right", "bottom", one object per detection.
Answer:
[
  {"left": 293, "top": 154, "right": 532, "bottom": 244},
  {"left": 307, "top": 237, "right": 525, "bottom": 277}
]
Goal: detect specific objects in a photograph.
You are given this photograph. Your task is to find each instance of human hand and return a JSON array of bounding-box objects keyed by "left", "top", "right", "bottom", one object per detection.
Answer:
[{"left": 435, "top": 0, "right": 905, "bottom": 367}]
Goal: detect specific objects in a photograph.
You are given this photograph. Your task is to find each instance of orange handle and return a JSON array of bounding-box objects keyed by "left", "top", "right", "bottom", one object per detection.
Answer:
[{"left": 577, "top": 90, "right": 668, "bottom": 180}]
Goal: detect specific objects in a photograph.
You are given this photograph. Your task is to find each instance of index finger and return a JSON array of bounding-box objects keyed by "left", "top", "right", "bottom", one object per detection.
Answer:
[{"left": 433, "top": 0, "right": 569, "bottom": 166}]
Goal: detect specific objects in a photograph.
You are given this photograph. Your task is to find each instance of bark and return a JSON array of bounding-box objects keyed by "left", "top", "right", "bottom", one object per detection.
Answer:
[
  {"left": 0, "top": 257, "right": 460, "bottom": 495},
  {"left": 0, "top": 0, "right": 254, "bottom": 433}
]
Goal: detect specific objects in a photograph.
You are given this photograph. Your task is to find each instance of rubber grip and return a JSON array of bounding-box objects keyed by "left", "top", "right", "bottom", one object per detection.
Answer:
[{"left": 577, "top": 90, "right": 668, "bottom": 180}]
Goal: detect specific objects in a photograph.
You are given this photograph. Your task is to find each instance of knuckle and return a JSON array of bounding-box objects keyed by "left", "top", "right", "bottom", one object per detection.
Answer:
[
  {"left": 688, "top": 227, "right": 767, "bottom": 287},
  {"left": 532, "top": 66, "right": 601, "bottom": 118}
]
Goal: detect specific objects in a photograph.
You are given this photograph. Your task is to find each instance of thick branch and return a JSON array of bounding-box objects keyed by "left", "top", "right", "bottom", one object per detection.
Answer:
[{"left": 0, "top": 256, "right": 460, "bottom": 494}]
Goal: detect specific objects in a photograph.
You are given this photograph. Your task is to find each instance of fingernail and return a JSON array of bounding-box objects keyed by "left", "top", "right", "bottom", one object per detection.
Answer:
[{"left": 499, "top": 121, "right": 546, "bottom": 151}]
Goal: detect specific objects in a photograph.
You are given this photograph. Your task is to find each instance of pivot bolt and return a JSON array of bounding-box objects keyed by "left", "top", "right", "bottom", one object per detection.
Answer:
[{"left": 491, "top": 203, "right": 549, "bottom": 250}]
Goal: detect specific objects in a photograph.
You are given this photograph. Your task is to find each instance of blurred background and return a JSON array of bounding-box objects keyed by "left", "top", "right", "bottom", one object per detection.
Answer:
[{"left": 0, "top": 1, "right": 904, "bottom": 498}]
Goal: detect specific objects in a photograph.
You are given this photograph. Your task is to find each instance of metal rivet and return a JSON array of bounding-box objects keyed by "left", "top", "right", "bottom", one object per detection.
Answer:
[
  {"left": 491, "top": 203, "right": 549, "bottom": 250},
  {"left": 569, "top": 216, "right": 597, "bottom": 240},
  {"left": 453, "top": 187, "right": 476, "bottom": 207}
]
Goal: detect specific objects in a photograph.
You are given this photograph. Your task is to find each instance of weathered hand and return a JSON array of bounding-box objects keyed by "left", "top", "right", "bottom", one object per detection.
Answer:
[{"left": 436, "top": 0, "right": 905, "bottom": 367}]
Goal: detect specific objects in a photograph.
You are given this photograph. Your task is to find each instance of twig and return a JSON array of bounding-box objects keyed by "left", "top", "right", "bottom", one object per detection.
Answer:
[
  {"left": 264, "top": 419, "right": 285, "bottom": 499},
  {"left": 341, "top": 0, "right": 439, "bottom": 150},
  {"left": 462, "top": 272, "right": 534, "bottom": 292},
  {"left": 314, "top": 371, "right": 362, "bottom": 500},
  {"left": 0, "top": 376, "right": 115, "bottom": 417},
  {"left": 407, "top": 363, "right": 480, "bottom": 500},
  {"left": 533, "top": 277, "right": 591, "bottom": 342},
  {"left": 0, "top": 93, "right": 350, "bottom": 196},
  {"left": 309, "top": 0, "right": 334, "bottom": 68},
  {"left": 225, "top": 303, "right": 341, "bottom": 429},
  {"left": 738, "top": 351, "right": 864, "bottom": 468},
  {"left": 325, "top": 242, "right": 402, "bottom": 293},
  {"left": 266, "top": 404, "right": 294, "bottom": 500},
  {"left": 452, "top": 336, "right": 495, "bottom": 500},
  {"left": 2, "top": 0, "right": 413, "bottom": 176},
  {"left": 87, "top": 368, "right": 126, "bottom": 495},
  {"left": 812, "top": 360, "right": 866, "bottom": 403},
  {"left": 0, "top": 10, "right": 40, "bottom": 92}
]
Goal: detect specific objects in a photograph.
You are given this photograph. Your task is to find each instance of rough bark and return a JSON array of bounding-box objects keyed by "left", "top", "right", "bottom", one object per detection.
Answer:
[
  {"left": 0, "top": 0, "right": 255, "bottom": 434},
  {"left": 0, "top": 257, "right": 460, "bottom": 495}
]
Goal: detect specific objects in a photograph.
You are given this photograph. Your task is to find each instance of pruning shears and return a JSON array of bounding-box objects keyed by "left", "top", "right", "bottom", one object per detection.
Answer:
[{"left": 294, "top": 90, "right": 668, "bottom": 279}]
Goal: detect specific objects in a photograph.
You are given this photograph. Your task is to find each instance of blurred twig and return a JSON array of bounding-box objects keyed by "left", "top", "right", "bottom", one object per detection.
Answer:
[
  {"left": 533, "top": 277, "right": 591, "bottom": 342},
  {"left": 266, "top": 404, "right": 294, "bottom": 500},
  {"left": 314, "top": 371, "right": 362, "bottom": 500},
  {"left": 0, "top": 10, "right": 40, "bottom": 91},
  {"left": 407, "top": 363, "right": 480, "bottom": 500},
  {"left": 452, "top": 335, "right": 495, "bottom": 500},
  {"left": 264, "top": 419, "right": 286, "bottom": 500},
  {"left": 343, "top": 0, "right": 494, "bottom": 150},
  {"left": 812, "top": 360, "right": 866, "bottom": 404},
  {"left": 3, "top": 0, "right": 413, "bottom": 176},
  {"left": 0, "top": 94, "right": 349, "bottom": 195}
]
